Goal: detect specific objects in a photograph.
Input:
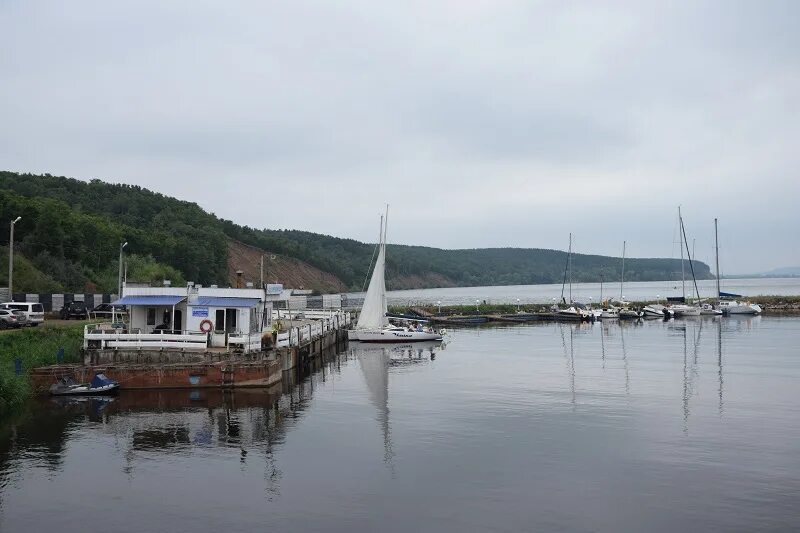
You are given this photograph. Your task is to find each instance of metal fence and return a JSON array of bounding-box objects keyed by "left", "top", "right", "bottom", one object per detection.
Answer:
[{"left": 3, "top": 292, "right": 117, "bottom": 312}]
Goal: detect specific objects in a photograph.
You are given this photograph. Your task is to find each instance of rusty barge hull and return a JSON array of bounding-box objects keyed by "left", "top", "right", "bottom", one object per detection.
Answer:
[{"left": 31, "top": 359, "right": 283, "bottom": 391}]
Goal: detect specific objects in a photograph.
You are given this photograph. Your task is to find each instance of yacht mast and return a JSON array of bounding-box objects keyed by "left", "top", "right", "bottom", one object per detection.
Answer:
[
  {"left": 679, "top": 211, "right": 701, "bottom": 301},
  {"left": 560, "top": 233, "right": 572, "bottom": 305},
  {"left": 620, "top": 240, "right": 626, "bottom": 300},
  {"left": 679, "top": 206, "right": 686, "bottom": 299},
  {"left": 714, "top": 218, "right": 721, "bottom": 302},
  {"left": 568, "top": 233, "right": 573, "bottom": 304}
]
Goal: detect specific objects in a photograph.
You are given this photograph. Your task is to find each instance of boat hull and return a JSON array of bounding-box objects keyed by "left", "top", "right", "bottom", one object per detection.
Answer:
[
  {"left": 49, "top": 383, "right": 119, "bottom": 396},
  {"left": 355, "top": 329, "right": 443, "bottom": 343}
]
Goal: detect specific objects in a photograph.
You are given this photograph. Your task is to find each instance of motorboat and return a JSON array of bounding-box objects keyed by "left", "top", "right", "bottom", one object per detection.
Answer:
[
  {"left": 700, "top": 303, "right": 723, "bottom": 316},
  {"left": 599, "top": 307, "right": 619, "bottom": 320},
  {"left": 642, "top": 304, "right": 671, "bottom": 318},
  {"left": 618, "top": 307, "right": 643, "bottom": 319},
  {"left": 555, "top": 305, "right": 593, "bottom": 321},
  {"left": 349, "top": 209, "right": 445, "bottom": 343},
  {"left": 49, "top": 374, "right": 119, "bottom": 396},
  {"left": 718, "top": 299, "right": 762, "bottom": 315},
  {"left": 670, "top": 304, "right": 701, "bottom": 317}
]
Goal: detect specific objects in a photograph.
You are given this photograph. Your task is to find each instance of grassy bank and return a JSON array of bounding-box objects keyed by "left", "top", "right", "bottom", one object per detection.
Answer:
[
  {"left": 0, "top": 325, "right": 83, "bottom": 415},
  {"left": 391, "top": 295, "right": 800, "bottom": 316}
]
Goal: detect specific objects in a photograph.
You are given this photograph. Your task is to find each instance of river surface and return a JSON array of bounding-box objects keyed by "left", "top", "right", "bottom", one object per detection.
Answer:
[
  {"left": 381, "top": 277, "right": 800, "bottom": 306},
  {"left": 2, "top": 316, "right": 799, "bottom": 532}
]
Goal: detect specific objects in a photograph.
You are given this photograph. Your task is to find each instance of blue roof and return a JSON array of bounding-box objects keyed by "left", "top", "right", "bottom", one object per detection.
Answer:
[
  {"left": 113, "top": 295, "right": 186, "bottom": 306},
  {"left": 194, "top": 297, "right": 261, "bottom": 308}
]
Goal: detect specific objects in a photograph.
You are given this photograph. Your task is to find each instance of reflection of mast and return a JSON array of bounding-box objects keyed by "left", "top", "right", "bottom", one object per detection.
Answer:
[
  {"left": 620, "top": 324, "right": 630, "bottom": 395},
  {"left": 681, "top": 322, "right": 702, "bottom": 433},
  {"left": 600, "top": 323, "right": 606, "bottom": 369},
  {"left": 357, "top": 347, "right": 394, "bottom": 468},
  {"left": 717, "top": 319, "right": 724, "bottom": 416},
  {"left": 559, "top": 324, "right": 576, "bottom": 408}
]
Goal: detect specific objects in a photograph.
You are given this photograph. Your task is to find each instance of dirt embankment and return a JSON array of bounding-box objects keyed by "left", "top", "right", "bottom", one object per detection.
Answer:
[{"left": 227, "top": 240, "right": 347, "bottom": 293}]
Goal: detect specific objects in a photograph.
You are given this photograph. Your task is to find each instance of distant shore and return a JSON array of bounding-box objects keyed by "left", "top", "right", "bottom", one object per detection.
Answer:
[{"left": 390, "top": 295, "right": 800, "bottom": 316}]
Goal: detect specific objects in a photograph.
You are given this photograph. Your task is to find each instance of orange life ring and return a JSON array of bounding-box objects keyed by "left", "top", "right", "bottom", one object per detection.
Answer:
[{"left": 199, "top": 319, "right": 213, "bottom": 333}]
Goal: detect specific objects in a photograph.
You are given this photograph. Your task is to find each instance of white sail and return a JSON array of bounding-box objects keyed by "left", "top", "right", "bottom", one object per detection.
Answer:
[{"left": 356, "top": 215, "right": 389, "bottom": 330}]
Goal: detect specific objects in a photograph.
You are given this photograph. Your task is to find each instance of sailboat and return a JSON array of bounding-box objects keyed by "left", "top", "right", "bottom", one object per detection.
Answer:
[
  {"left": 669, "top": 207, "right": 701, "bottom": 317},
  {"left": 555, "top": 233, "right": 592, "bottom": 321},
  {"left": 349, "top": 210, "right": 444, "bottom": 343},
  {"left": 713, "top": 218, "right": 761, "bottom": 315}
]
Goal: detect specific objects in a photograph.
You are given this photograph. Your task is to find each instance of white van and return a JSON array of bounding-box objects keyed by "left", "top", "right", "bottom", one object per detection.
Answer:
[{"left": 1, "top": 302, "right": 45, "bottom": 326}]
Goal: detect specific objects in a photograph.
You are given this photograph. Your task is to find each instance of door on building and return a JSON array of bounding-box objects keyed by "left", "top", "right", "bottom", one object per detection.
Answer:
[
  {"left": 174, "top": 309, "right": 183, "bottom": 333},
  {"left": 225, "top": 308, "right": 237, "bottom": 333}
]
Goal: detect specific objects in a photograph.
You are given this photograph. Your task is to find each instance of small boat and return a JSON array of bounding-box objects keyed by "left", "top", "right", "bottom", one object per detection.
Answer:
[
  {"left": 642, "top": 304, "right": 672, "bottom": 318},
  {"left": 49, "top": 374, "right": 119, "bottom": 396},
  {"left": 618, "top": 307, "right": 642, "bottom": 319},
  {"left": 555, "top": 306, "right": 593, "bottom": 321},
  {"left": 670, "top": 304, "right": 701, "bottom": 317},
  {"left": 718, "top": 298, "right": 761, "bottom": 315},
  {"left": 700, "top": 303, "right": 723, "bottom": 316},
  {"left": 599, "top": 307, "right": 619, "bottom": 320}
]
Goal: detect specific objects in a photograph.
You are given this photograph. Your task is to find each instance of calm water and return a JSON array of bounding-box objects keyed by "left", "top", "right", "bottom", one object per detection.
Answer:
[
  {"left": 2, "top": 316, "right": 800, "bottom": 532},
  {"left": 382, "top": 277, "right": 800, "bottom": 306}
]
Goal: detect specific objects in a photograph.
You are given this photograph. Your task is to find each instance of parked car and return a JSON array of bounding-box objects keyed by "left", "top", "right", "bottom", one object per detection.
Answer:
[
  {"left": 91, "top": 303, "right": 127, "bottom": 320},
  {"left": 60, "top": 301, "right": 89, "bottom": 320},
  {"left": 0, "top": 309, "right": 28, "bottom": 329},
  {"left": 1, "top": 302, "right": 44, "bottom": 326}
]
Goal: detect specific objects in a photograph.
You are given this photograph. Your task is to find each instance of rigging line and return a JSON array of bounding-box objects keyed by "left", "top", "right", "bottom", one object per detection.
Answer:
[
  {"left": 360, "top": 216, "right": 383, "bottom": 293},
  {"left": 680, "top": 213, "right": 702, "bottom": 301}
]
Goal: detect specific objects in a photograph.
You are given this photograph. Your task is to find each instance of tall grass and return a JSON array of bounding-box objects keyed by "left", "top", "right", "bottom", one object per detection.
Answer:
[{"left": 0, "top": 325, "right": 83, "bottom": 415}]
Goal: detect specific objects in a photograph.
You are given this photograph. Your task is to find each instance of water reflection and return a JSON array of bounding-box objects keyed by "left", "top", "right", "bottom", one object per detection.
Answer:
[{"left": 351, "top": 340, "right": 445, "bottom": 469}]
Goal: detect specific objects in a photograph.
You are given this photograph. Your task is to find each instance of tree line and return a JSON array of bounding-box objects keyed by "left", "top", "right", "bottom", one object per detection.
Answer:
[{"left": 0, "top": 171, "right": 711, "bottom": 292}]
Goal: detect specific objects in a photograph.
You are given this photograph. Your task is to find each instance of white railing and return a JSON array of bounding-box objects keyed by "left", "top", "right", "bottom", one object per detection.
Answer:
[
  {"left": 228, "top": 332, "right": 262, "bottom": 353},
  {"left": 83, "top": 324, "right": 209, "bottom": 351},
  {"left": 83, "top": 310, "right": 353, "bottom": 352}
]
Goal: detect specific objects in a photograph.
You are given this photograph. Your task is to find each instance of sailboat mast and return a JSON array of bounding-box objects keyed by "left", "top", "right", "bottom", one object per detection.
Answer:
[
  {"left": 560, "top": 233, "right": 570, "bottom": 304},
  {"left": 679, "top": 206, "right": 686, "bottom": 299},
  {"left": 568, "top": 233, "right": 573, "bottom": 304},
  {"left": 679, "top": 212, "right": 701, "bottom": 301},
  {"left": 620, "top": 240, "right": 626, "bottom": 300},
  {"left": 714, "top": 218, "right": 721, "bottom": 302}
]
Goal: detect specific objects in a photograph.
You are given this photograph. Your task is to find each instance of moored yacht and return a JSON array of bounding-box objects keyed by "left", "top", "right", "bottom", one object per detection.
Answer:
[
  {"left": 718, "top": 297, "right": 762, "bottom": 315},
  {"left": 349, "top": 209, "right": 444, "bottom": 343},
  {"left": 700, "top": 303, "right": 723, "bottom": 316},
  {"left": 642, "top": 303, "right": 671, "bottom": 318}
]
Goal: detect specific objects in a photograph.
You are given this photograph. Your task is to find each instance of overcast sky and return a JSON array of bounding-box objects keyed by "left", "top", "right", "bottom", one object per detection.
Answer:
[{"left": 2, "top": 1, "right": 797, "bottom": 273}]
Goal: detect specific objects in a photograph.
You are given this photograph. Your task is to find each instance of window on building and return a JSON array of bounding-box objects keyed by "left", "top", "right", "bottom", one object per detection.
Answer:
[{"left": 215, "top": 309, "right": 225, "bottom": 332}]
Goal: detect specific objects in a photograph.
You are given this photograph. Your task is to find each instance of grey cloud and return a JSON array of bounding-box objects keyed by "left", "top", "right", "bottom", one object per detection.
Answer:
[{"left": 0, "top": 0, "right": 798, "bottom": 273}]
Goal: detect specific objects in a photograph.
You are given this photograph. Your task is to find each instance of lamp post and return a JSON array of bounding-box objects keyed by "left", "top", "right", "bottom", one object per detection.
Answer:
[
  {"left": 118, "top": 241, "right": 128, "bottom": 297},
  {"left": 475, "top": 299, "right": 480, "bottom": 312},
  {"left": 437, "top": 300, "right": 441, "bottom": 314},
  {"left": 516, "top": 298, "right": 520, "bottom": 312},
  {"left": 8, "top": 216, "right": 21, "bottom": 300}
]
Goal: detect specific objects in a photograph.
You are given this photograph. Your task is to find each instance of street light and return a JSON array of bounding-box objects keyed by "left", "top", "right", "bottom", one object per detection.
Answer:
[
  {"left": 516, "top": 298, "right": 521, "bottom": 312},
  {"left": 8, "top": 216, "right": 21, "bottom": 300},
  {"left": 475, "top": 299, "right": 480, "bottom": 312},
  {"left": 437, "top": 300, "right": 442, "bottom": 314},
  {"left": 118, "top": 241, "right": 128, "bottom": 297}
]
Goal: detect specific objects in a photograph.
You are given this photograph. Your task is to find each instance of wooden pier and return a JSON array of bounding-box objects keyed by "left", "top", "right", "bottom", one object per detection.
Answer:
[{"left": 31, "top": 313, "right": 352, "bottom": 392}]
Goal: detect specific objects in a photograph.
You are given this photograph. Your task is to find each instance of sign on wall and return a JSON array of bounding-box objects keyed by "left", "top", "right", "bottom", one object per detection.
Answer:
[
  {"left": 266, "top": 284, "right": 283, "bottom": 295},
  {"left": 192, "top": 307, "right": 209, "bottom": 317}
]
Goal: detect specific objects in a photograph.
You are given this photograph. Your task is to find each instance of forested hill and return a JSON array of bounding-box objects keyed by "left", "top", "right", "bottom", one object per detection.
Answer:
[{"left": 0, "top": 172, "right": 712, "bottom": 293}]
